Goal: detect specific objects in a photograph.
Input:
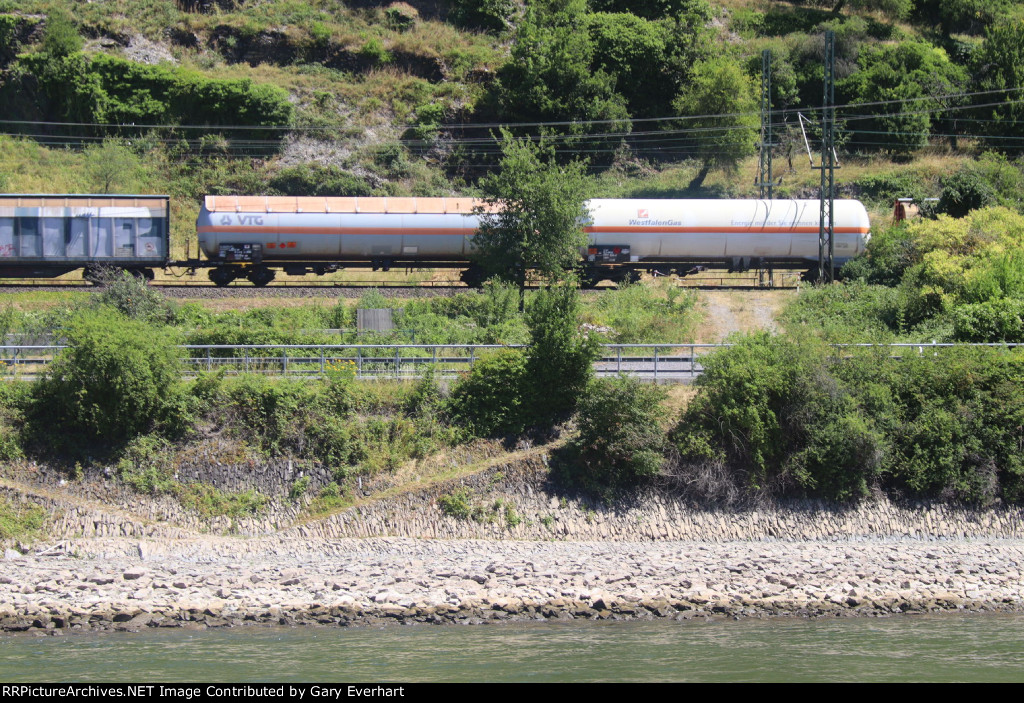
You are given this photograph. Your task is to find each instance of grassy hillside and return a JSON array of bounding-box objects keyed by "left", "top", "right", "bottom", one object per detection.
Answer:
[{"left": 0, "top": 0, "right": 1019, "bottom": 205}]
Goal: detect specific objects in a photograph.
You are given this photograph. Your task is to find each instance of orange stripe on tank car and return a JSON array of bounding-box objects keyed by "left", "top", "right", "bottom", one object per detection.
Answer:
[
  {"left": 198, "top": 225, "right": 870, "bottom": 235},
  {"left": 584, "top": 226, "right": 870, "bottom": 234},
  {"left": 197, "top": 226, "right": 472, "bottom": 235}
]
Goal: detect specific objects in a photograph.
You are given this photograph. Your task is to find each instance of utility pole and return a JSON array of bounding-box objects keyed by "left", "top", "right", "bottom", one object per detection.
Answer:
[
  {"left": 757, "top": 49, "right": 775, "bottom": 200},
  {"left": 815, "top": 30, "right": 838, "bottom": 283}
]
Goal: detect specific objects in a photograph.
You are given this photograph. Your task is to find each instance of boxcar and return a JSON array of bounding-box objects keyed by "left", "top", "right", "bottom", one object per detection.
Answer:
[{"left": 0, "top": 194, "right": 170, "bottom": 278}]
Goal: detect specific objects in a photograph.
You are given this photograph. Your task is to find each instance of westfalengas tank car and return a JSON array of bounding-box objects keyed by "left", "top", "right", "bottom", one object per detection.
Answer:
[
  {"left": 196, "top": 195, "right": 871, "bottom": 286},
  {"left": 0, "top": 194, "right": 170, "bottom": 279}
]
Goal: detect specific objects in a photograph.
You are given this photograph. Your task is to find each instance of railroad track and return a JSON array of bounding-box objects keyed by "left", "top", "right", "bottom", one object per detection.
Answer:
[{"left": 0, "top": 273, "right": 801, "bottom": 293}]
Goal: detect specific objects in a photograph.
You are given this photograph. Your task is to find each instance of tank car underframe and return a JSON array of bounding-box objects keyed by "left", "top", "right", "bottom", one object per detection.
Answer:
[{"left": 189, "top": 255, "right": 836, "bottom": 287}]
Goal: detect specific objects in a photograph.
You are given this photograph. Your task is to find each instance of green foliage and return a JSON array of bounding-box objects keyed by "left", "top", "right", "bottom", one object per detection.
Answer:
[
  {"left": 912, "top": 0, "right": 1012, "bottom": 36},
  {"left": 673, "top": 333, "right": 882, "bottom": 501},
  {"left": 438, "top": 487, "right": 473, "bottom": 520},
  {"left": 176, "top": 483, "right": 267, "bottom": 519},
  {"left": 937, "top": 155, "right": 1024, "bottom": 217},
  {"left": 268, "top": 164, "right": 374, "bottom": 197},
  {"left": 0, "top": 381, "right": 28, "bottom": 462},
  {"left": 384, "top": 4, "right": 417, "bottom": 32},
  {"left": 472, "top": 131, "right": 591, "bottom": 285},
  {"left": 673, "top": 334, "right": 1024, "bottom": 504},
  {"left": 783, "top": 280, "right": 914, "bottom": 340},
  {"left": 41, "top": 7, "right": 82, "bottom": 59},
  {"left": 288, "top": 477, "right": 313, "bottom": 505},
  {"left": 855, "top": 348, "right": 1024, "bottom": 503},
  {"left": 448, "top": 0, "right": 516, "bottom": 34},
  {"left": 672, "top": 56, "right": 759, "bottom": 189},
  {"left": 563, "top": 375, "right": 666, "bottom": 495},
  {"left": 0, "top": 497, "right": 46, "bottom": 544},
  {"left": 583, "top": 279, "right": 697, "bottom": 343},
  {"left": 970, "top": 20, "right": 1024, "bottom": 140},
  {"left": 587, "top": 13, "right": 675, "bottom": 119},
  {"left": 589, "top": 0, "right": 713, "bottom": 21},
  {"left": 83, "top": 138, "right": 146, "bottom": 194},
  {"left": 4, "top": 53, "right": 291, "bottom": 145},
  {"left": 0, "top": 15, "right": 20, "bottom": 66},
  {"left": 816, "top": 207, "right": 1024, "bottom": 343},
  {"left": 523, "top": 282, "right": 600, "bottom": 425},
  {"left": 952, "top": 299, "right": 1024, "bottom": 342},
  {"left": 90, "top": 268, "right": 177, "bottom": 323},
  {"left": 839, "top": 42, "right": 966, "bottom": 156},
  {"left": 306, "top": 481, "right": 348, "bottom": 516},
  {"left": 447, "top": 348, "right": 529, "bottom": 436},
  {"left": 35, "top": 308, "right": 182, "bottom": 444},
  {"left": 491, "top": 0, "right": 630, "bottom": 149},
  {"left": 852, "top": 170, "right": 931, "bottom": 206},
  {"left": 116, "top": 434, "right": 177, "bottom": 494}
]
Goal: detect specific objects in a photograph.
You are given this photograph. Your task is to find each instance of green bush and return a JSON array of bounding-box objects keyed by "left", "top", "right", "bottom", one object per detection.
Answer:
[
  {"left": 438, "top": 488, "right": 473, "bottom": 519},
  {"left": 5, "top": 52, "right": 292, "bottom": 144},
  {"left": 852, "top": 171, "right": 930, "bottom": 206},
  {"left": 448, "top": 0, "right": 516, "bottom": 34},
  {"left": 523, "top": 283, "right": 599, "bottom": 426},
  {"left": 0, "top": 497, "right": 46, "bottom": 544},
  {"left": 268, "top": 164, "right": 374, "bottom": 197},
  {"left": 563, "top": 375, "right": 666, "bottom": 495},
  {"left": 952, "top": 299, "right": 1024, "bottom": 342},
  {"left": 855, "top": 348, "right": 1024, "bottom": 503},
  {"left": 672, "top": 333, "right": 882, "bottom": 501},
  {"left": 34, "top": 308, "right": 182, "bottom": 444},
  {"left": 938, "top": 155, "right": 1024, "bottom": 217},
  {"left": 90, "top": 268, "right": 177, "bottom": 323},
  {"left": 447, "top": 348, "right": 529, "bottom": 437}
]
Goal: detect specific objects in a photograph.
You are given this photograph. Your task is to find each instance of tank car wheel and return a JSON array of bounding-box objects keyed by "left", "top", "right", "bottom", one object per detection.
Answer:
[
  {"left": 247, "top": 267, "right": 276, "bottom": 287},
  {"left": 209, "top": 267, "right": 238, "bottom": 287}
]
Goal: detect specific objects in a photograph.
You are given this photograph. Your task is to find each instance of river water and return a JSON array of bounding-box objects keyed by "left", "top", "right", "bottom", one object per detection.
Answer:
[{"left": 2, "top": 614, "right": 1023, "bottom": 682}]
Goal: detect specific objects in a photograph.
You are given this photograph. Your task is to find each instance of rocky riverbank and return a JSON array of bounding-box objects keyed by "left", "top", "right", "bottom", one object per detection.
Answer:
[
  {"left": 4, "top": 447, "right": 1024, "bottom": 634},
  {"left": 3, "top": 535, "right": 1024, "bottom": 633}
]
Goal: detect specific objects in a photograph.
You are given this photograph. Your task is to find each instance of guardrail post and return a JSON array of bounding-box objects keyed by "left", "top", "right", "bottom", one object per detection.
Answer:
[
  {"left": 357, "top": 348, "right": 362, "bottom": 377},
  {"left": 616, "top": 346, "right": 621, "bottom": 375},
  {"left": 319, "top": 348, "right": 325, "bottom": 376},
  {"left": 283, "top": 350, "right": 288, "bottom": 375},
  {"left": 394, "top": 348, "right": 400, "bottom": 378},
  {"left": 206, "top": 348, "right": 211, "bottom": 372},
  {"left": 654, "top": 346, "right": 659, "bottom": 382},
  {"left": 691, "top": 344, "right": 695, "bottom": 378}
]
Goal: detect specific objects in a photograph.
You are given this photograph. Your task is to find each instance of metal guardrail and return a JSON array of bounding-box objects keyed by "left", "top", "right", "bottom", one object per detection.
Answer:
[{"left": 1, "top": 342, "right": 1022, "bottom": 382}]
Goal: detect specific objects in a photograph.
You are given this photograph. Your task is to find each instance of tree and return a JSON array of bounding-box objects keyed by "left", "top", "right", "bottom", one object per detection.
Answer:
[
  {"left": 672, "top": 57, "right": 759, "bottom": 191},
  {"left": 492, "top": 0, "right": 630, "bottom": 154},
  {"left": 523, "top": 282, "right": 599, "bottom": 425},
  {"left": 472, "top": 130, "right": 591, "bottom": 302},
  {"left": 840, "top": 42, "right": 966, "bottom": 156},
  {"left": 84, "top": 138, "right": 144, "bottom": 194},
  {"left": 971, "top": 21, "right": 1024, "bottom": 142}
]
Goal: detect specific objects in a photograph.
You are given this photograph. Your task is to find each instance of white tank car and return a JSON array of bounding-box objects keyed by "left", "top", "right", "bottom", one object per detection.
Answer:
[{"left": 197, "top": 195, "right": 870, "bottom": 285}]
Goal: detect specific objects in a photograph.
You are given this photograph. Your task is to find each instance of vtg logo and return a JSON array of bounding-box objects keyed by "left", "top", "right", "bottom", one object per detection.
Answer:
[
  {"left": 221, "top": 214, "right": 264, "bottom": 225},
  {"left": 637, "top": 209, "right": 649, "bottom": 219}
]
